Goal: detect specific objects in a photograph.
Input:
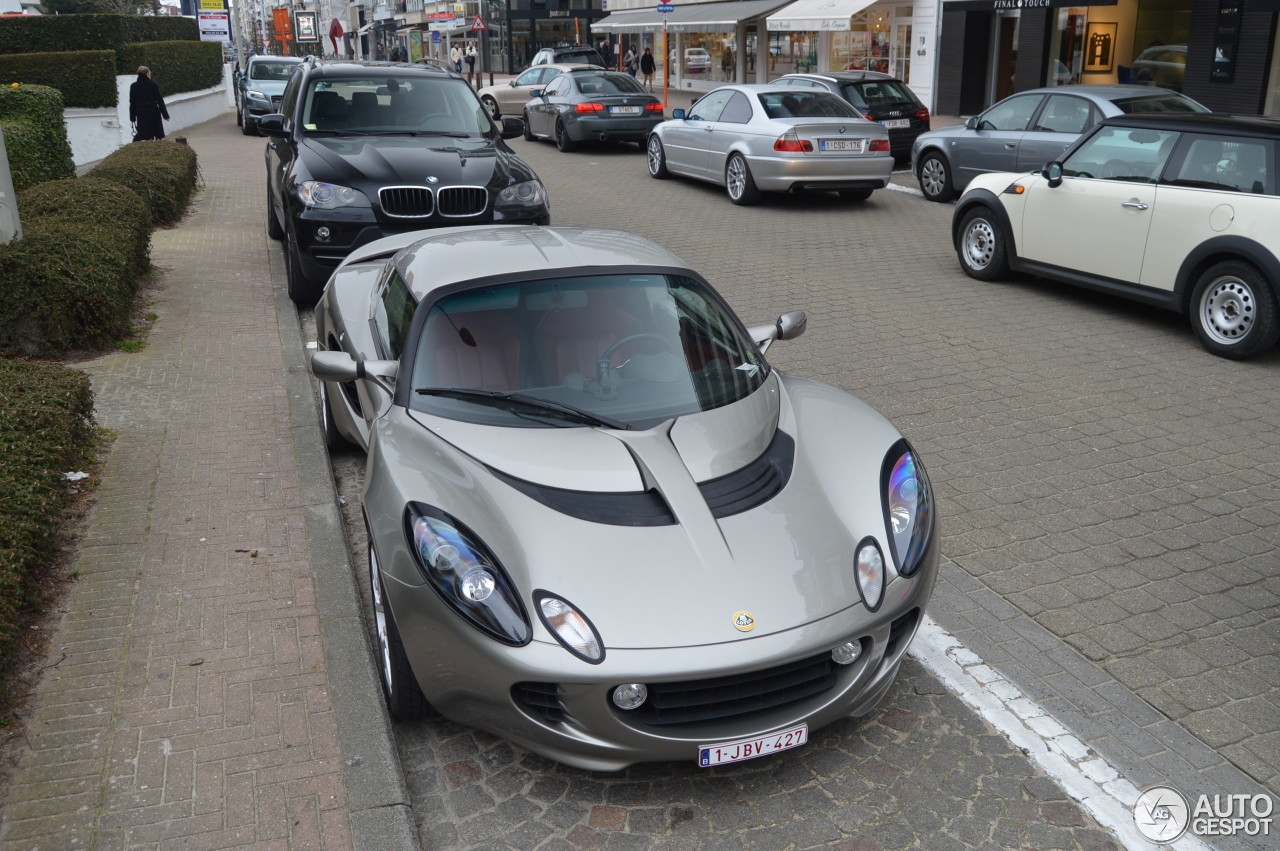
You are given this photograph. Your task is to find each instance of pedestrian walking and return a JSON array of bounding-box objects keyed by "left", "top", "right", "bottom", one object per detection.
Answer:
[
  {"left": 465, "top": 43, "right": 477, "bottom": 82},
  {"left": 623, "top": 44, "right": 638, "bottom": 77},
  {"left": 450, "top": 44, "right": 462, "bottom": 73},
  {"left": 639, "top": 47, "right": 656, "bottom": 91},
  {"left": 599, "top": 40, "right": 613, "bottom": 70},
  {"left": 389, "top": 44, "right": 402, "bottom": 62},
  {"left": 129, "top": 65, "right": 169, "bottom": 141}
]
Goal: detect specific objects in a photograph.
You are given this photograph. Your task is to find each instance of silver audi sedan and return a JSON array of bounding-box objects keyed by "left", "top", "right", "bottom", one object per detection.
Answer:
[
  {"left": 310, "top": 225, "right": 938, "bottom": 771},
  {"left": 646, "top": 84, "right": 895, "bottom": 205}
]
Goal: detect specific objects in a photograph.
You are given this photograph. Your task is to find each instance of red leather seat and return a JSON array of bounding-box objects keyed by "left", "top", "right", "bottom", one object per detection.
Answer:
[
  {"left": 535, "top": 291, "right": 639, "bottom": 383},
  {"left": 421, "top": 309, "right": 520, "bottom": 392}
]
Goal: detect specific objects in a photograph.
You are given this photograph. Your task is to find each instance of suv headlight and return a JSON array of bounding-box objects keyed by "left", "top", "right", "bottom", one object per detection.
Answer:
[
  {"left": 296, "top": 181, "right": 371, "bottom": 209},
  {"left": 496, "top": 179, "right": 548, "bottom": 210},
  {"left": 881, "top": 440, "right": 934, "bottom": 577},
  {"left": 247, "top": 89, "right": 267, "bottom": 101},
  {"left": 404, "top": 503, "right": 530, "bottom": 645}
]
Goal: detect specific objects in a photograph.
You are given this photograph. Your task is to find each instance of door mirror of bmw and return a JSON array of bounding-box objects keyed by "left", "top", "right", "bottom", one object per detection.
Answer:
[
  {"left": 530, "top": 89, "right": 543, "bottom": 98},
  {"left": 673, "top": 108, "right": 686, "bottom": 119},
  {"left": 1043, "top": 161, "right": 1064, "bottom": 188},
  {"left": 500, "top": 116, "right": 523, "bottom": 139},
  {"left": 311, "top": 351, "right": 398, "bottom": 393},
  {"left": 257, "top": 114, "right": 287, "bottom": 137}
]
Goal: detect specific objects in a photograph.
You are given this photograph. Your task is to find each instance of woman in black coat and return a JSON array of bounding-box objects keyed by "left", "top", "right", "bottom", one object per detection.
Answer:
[{"left": 129, "top": 66, "right": 170, "bottom": 141}]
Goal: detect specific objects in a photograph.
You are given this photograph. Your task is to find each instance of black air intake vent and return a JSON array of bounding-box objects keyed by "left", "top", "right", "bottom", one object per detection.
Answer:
[
  {"left": 489, "top": 468, "right": 677, "bottom": 527},
  {"left": 698, "top": 430, "right": 795, "bottom": 518}
]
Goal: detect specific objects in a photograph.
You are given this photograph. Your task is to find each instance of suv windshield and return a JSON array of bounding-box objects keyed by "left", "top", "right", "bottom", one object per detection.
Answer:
[
  {"left": 250, "top": 61, "right": 298, "bottom": 82},
  {"left": 303, "top": 77, "right": 490, "bottom": 134},
  {"left": 407, "top": 274, "right": 767, "bottom": 429},
  {"left": 554, "top": 48, "right": 605, "bottom": 65}
]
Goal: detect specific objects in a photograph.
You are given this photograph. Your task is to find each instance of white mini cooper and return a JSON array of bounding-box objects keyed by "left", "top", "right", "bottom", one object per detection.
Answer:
[{"left": 951, "top": 113, "right": 1279, "bottom": 359}]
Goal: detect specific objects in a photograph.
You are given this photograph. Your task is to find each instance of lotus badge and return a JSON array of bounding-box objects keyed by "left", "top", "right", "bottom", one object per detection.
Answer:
[{"left": 732, "top": 611, "right": 755, "bottom": 632}]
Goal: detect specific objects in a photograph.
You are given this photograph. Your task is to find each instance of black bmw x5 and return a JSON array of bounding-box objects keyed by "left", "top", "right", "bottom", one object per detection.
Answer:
[{"left": 259, "top": 57, "right": 551, "bottom": 304}]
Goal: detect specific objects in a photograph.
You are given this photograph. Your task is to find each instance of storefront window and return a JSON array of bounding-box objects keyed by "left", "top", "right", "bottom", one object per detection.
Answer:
[
  {"left": 1048, "top": 8, "right": 1087, "bottom": 88},
  {"left": 1130, "top": 0, "right": 1191, "bottom": 90},
  {"left": 672, "top": 33, "right": 737, "bottom": 81},
  {"left": 830, "top": 7, "right": 912, "bottom": 80}
]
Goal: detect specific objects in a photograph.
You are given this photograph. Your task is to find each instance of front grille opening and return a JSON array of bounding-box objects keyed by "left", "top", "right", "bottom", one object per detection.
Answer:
[
  {"left": 883, "top": 608, "right": 920, "bottom": 660},
  {"left": 513, "top": 681, "right": 569, "bottom": 724},
  {"left": 437, "top": 186, "right": 488, "bottom": 217},
  {"left": 622, "top": 653, "right": 839, "bottom": 728},
  {"left": 380, "top": 186, "right": 434, "bottom": 218}
]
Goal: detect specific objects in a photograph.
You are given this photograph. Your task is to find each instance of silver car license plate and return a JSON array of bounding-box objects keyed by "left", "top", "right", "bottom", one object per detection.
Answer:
[
  {"left": 610, "top": 106, "right": 642, "bottom": 115},
  {"left": 882, "top": 119, "right": 910, "bottom": 129},
  {"left": 698, "top": 724, "right": 808, "bottom": 767},
  {"left": 819, "top": 138, "right": 864, "bottom": 152}
]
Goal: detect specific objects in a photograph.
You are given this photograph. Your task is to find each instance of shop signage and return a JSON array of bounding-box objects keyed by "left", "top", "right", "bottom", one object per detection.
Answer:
[
  {"left": 941, "top": 0, "right": 1116, "bottom": 9},
  {"left": 1210, "top": 0, "right": 1241, "bottom": 82},
  {"left": 295, "top": 11, "right": 319, "bottom": 42},
  {"left": 767, "top": 18, "right": 850, "bottom": 30}
]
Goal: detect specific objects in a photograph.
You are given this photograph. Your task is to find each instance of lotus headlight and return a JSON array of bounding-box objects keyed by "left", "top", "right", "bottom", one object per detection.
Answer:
[
  {"left": 881, "top": 440, "right": 934, "bottom": 577},
  {"left": 404, "top": 503, "right": 530, "bottom": 645},
  {"left": 496, "top": 179, "right": 548, "bottom": 209},
  {"left": 534, "top": 591, "right": 604, "bottom": 664},
  {"left": 296, "top": 180, "right": 371, "bottom": 209}
]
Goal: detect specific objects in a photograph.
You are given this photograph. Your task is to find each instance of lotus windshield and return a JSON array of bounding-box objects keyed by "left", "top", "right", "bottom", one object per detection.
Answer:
[{"left": 408, "top": 274, "right": 768, "bottom": 429}]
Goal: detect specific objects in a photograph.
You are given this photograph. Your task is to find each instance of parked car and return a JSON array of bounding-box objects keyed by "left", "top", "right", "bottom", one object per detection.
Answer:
[
  {"left": 911, "top": 84, "right": 1208, "bottom": 202},
  {"left": 477, "top": 62, "right": 601, "bottom": 119},
  {"left": 309, "top": 224, "right": 939, "bottom": 770},
  {"left": 257, "top": 57, "right": 550, "bottom": 305},
  {"left": 1131, "top": 45, "right": 1187, "bottom": 91},
  {"left": 684, "top": 48, "right": 712, "bottom": 74},
  {"left": 771, "top": 71, "right": 930, "bottom": 161},
  {"left": 646, "top": 84, "right": 894, "bottom": 205},
  {"left": 530, "top": 45, "right": 607, "bottom": 68},
  {"left": 237, "top": 54, "right": 303, "bottom": 135},
  {"left": 523, "top": 69, "right": 663, "bottom": 150},
  {"left": 952, "top": 113, "right": 1280, "bottom": 359}
]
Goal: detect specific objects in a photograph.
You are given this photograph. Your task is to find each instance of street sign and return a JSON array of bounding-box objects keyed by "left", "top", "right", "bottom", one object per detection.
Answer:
[
  {"left": 471, "top": 15, "right": 487, "bottom": 30},
  {"left": 657, "top": 3, "right": 675, "bottom": 11}
]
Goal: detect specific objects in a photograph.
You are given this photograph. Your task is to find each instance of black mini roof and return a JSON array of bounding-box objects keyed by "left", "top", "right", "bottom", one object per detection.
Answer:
[{"left": 1099, "top": 112, "right": 1280, "bottom": 139}]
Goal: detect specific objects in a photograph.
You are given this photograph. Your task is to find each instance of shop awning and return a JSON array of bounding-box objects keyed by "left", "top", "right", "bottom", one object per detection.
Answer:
[
  {"left": 940, "top": 0, "right": 1115, "bottom": 9},
  {"left": 766, "top": 0, "right": 877, "bottom": 31},
  {"left": 597, "top": 0, "right": 791, "bottom": 33}
]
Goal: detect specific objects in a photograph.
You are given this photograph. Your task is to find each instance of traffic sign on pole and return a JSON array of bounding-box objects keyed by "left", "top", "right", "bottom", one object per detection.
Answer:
[
  {"left": 657, "top": 3, "right": 675, "bottom": 11},
  {"left": 471, "top": 15, "right": 487, "bottom": 30}
]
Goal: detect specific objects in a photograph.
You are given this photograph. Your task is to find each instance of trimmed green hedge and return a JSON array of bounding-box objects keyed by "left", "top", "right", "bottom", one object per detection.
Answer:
[
  {"left": 0, "top": 358, "right": 95, "bottom": 691},
  {"left": 20, "top": 176, "right": 152, "bottom": 277},
  {"left": 90, "top": 140, "right": 198, "bottom": 228},
  {"left": 0, "top": 51, "right": 117, "bottom": 109},
  {"left": 0, "top": 85, "right": 75, "bottom": 193},
  {"left": 0, "top": 13, "right": 197, "bottom": 55},
  {"left": 116, "top": 40, "right": 223, "bottom": 95}
]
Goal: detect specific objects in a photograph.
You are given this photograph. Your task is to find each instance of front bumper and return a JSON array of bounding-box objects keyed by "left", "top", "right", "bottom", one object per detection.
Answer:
[
  {"left": 383, "top": 534, "right": 939, "bottom": 771},
  {"left": 749, "top": 152, "right": 895, "bottom": 194}
]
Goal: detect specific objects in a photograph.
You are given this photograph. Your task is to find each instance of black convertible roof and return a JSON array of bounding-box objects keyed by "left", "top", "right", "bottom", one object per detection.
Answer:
[{"left": 1099, "top": 113, "right": 1280, "bottom": 139}]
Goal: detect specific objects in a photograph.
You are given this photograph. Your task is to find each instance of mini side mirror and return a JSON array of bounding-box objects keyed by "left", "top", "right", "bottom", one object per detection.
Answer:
[
  {"left": 1044, "top": 161, "right": 1064, "bottom": 188},
  {"left": 673, "top": 108, "right": 686, "bottom": 119}
]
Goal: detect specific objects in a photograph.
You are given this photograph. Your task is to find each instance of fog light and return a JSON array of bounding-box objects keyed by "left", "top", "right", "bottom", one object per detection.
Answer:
[
  {"left": 315, "top": 226, "right": 332, "bottom": 242},
  {"left": 831, "top": 641, "right": 862, "bottom": 666},
  {"left": 612, "top": 683, "right": 648, "bottom": 710}
]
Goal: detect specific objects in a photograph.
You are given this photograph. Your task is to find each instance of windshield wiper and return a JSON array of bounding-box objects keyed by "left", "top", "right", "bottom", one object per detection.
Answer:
[{"left": 415, "top": 387, "right": 631, "bottom": 430}]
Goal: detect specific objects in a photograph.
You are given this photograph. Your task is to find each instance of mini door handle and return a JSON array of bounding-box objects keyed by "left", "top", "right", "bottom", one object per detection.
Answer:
[{"left": 1122, "top": 201, "right": 1149, "bottom": 210}]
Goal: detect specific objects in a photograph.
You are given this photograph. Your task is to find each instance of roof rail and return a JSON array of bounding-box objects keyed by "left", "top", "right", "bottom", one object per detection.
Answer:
[{"left": 414, "top": 57, "right": 456, "bottom": 75}]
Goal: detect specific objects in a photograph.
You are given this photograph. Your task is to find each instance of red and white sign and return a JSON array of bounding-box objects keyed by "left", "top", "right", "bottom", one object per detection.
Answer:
[{"left": 470, "top": 15, "right": 487, "bottom": 30}]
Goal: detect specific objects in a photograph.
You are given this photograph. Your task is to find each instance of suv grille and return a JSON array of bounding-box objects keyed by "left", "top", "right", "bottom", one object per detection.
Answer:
[
  {"left": 438, "top": 186, "right": 488, "bottom": 217},
  {"left": 624, "top": 653, "right": 839, "bottom": 728},
  {"left": 270, "top": 95, "right": 283, "bottom": 111},
  {"left": 380, "top": 187, "right": 434, "bottom": 218}
]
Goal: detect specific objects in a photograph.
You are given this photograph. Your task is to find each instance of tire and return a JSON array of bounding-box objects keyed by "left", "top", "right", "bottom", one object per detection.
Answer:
[
  {"left": 955, "top": 206, "right": 1010, "bottom": 281},
  {"left": 284, "top": 228, "right": 321, "bottom": 306},
  {"left": 555, "top": 119, "right": 576, "bottom": 152},
  {"left": 725, "top": 153, "right": 760, "bottom": 205},
  {"left": 266, "top": 191, "right": 283, "bottom": 240},
  {"left": 236, "top": 103, "right": 243, "bottom": 127},
  {"left": 1189, "top": 260, "right": 1280, "bottom": 359},
  {"left": 318, "top": 380, "right": 354, "bottom": 452},
  {"left": 918, "top": 151, "right": 954, "bottom": 202},
  {"left": 481, "top": 95, "right": 499, "bottom": 120},
  {"left": 369, "top": 543, "right": 428, "bottom": 720},
  {"left": 522, "top": 110, "right": 536, "bottom": 142},
  {"left": 839, "top": 188, "right": 873, "bottom": 202},
  {"left": 241, "top": 112, "right": 257, "bottom": 137},
  {"left": 647, "top": 135, "right": 669, "bottom": 179}
]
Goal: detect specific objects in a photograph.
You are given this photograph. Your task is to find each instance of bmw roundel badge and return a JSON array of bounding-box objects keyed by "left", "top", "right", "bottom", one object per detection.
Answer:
[{"left": 426, "top": 175, "right": 440, "bottom": 184}]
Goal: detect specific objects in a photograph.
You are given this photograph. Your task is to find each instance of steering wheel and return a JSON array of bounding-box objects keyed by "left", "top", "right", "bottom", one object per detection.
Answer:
[
  {"left": 1101, "top": 159, "right": 1129, "bottom": 179},
  {"left": 414, "top": 112, "right": 452, "bottom": 128},
  {"left": 599, "top": 332, "right": 680, "bottom": 365}
]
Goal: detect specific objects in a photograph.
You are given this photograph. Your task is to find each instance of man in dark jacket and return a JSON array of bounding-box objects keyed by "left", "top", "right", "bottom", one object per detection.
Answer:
[{"left": 129, "top": 66, "right": 170, "bottom": 141}]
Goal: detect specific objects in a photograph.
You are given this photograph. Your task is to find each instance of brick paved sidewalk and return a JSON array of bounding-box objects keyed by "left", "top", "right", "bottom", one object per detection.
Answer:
[{"left": 0, "top": 117, "right": 416, "bottom": 849}]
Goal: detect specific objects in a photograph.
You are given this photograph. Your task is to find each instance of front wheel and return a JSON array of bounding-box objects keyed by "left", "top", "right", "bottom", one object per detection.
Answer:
[
  {"left": 369, "top": 543, "right": 428, "bottom": 720},
  {"left": 236, "top": 103, "right": 243, "bottom": 127},
  {"left": 956, "top": 207, "right": 1010, "bottom": 281},
  {"left": 522, "top": 110, "right": 536, "bottom": 141},
  {"left": 726, "top": 153, "right": 760, "bottom": 206},
  {"left": 318, "top": 380, "right": 354, "bottom": 452},
  {"left": 284, "top": 228, "right": 321, "bottom": 306},
  {"left": 647, "top": 135, "right": 669, "bottom": 178},
  {"left": 918, "top": 152, "right": 954, "bottom": 202},
  {"left": 555, "top": 119, "right": 576, "bottom": 152},
  {"left": 266, "top": 191, "right": 283, "bottom": 240},
  {"left": 1189, "top": 261, "right": 1280, "bottom": 359},
  {"left": 481, "top": 95, "right": 499, "bottom": 120}
]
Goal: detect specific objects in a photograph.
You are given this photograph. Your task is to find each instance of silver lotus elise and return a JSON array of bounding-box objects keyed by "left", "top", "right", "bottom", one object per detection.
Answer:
[{"left": 309, "top": 225, "right": 939, "bottom": 771}]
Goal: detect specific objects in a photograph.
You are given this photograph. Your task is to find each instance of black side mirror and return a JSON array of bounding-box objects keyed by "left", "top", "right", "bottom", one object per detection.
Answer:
[
  {"left": 500, "top": 116, "right": 523, "bottom": 139},
  {"left": 257, "top": 115, "right": 287, "bottom": 137},
  {"left": 1043, "top": 161, "right": 1063, "bottom": 188}
]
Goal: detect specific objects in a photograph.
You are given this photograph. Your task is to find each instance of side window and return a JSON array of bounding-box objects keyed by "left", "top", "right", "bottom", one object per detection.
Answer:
[
  {"left": 976, "top": 95, "right": 1042, "bottom": 131},
  {"left": 718, "top": 92, "right": 753, "bottom": 124},
  {"left": 515, "top": 68, "right": 542, "bottom": 86},
  {"left": 1165, "top": 135, "right": 1271, "bottom": 194},
  {"left": 374, "top": 270, "right": 417, "bottom": 360},
  {"left": 1034, "top": 95, "right": 1094, "bottom": 134},
  {"left": 279, "top": 73, "right": 303, "bottom": 130},
  {"left": 687, "top": 90, "right": 732, "bottom": 122},
  {"left": 1062, "top": 126, "right": 1180, "bottom": 183}
]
